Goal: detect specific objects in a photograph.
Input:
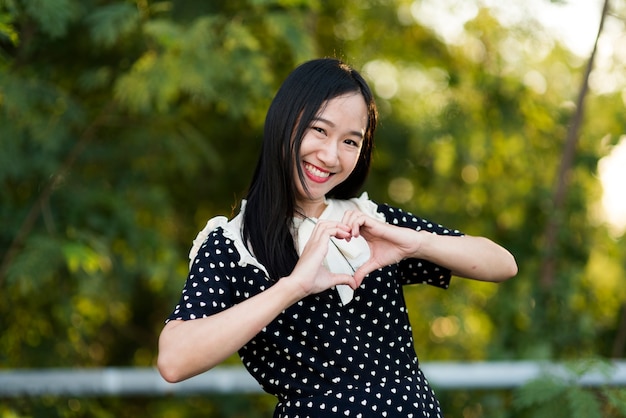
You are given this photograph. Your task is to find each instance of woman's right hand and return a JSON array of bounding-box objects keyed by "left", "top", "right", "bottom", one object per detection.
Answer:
[{"left": 289, "top": 219, "right": 359, "bottom": 296}]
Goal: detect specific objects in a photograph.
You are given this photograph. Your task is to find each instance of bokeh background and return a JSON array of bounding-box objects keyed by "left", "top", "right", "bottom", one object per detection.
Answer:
[{"left": 2, "top": 0, "right": 626, "bottom": 416}]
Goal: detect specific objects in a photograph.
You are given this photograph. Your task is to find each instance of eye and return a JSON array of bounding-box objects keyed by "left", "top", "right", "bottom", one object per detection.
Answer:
[
  {"left": 312, "top": 126, "right": 326, "bottom": 135},
  {"left": 344, "top": 138, "right": 361, "bottom": 147}
]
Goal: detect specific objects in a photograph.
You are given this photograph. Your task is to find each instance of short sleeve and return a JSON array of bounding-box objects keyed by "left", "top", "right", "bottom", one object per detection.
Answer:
[
  {"left": 376, "top": 203, "right": 464, "bottom": 289},
  {"left": 166, "top": 228, "right": 235, "bottom": 322}
]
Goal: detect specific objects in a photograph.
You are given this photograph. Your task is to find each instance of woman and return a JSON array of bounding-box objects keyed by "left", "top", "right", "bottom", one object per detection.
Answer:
[{"left": 158, "top": 58, "right": 517, "bottom": 417}]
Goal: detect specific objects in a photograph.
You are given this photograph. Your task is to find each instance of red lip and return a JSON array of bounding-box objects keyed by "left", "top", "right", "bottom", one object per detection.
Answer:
[{"left": 304, "top": 162, "right": 332, "bottom": 183}]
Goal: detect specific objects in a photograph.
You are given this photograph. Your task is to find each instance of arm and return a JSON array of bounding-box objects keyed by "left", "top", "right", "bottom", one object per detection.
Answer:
[
  {"left": 157, "top": 221, "right": 358, "bottom": 383},
  {"left": 410, "top": 232, "right": 518, "bottom": 282},
  {"left": 158, "top": 277, "right": 305, "bottom": 383}
]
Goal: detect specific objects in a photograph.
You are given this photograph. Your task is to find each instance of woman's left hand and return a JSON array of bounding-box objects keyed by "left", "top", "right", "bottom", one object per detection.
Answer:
[
  {"left": 340, "top": 210, "right": 422, "bottom": 284},
  {"left": 341, "top": 210, "right": 518, "bottom": 285}
]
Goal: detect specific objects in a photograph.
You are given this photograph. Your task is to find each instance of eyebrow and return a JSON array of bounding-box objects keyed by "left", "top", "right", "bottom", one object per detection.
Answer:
[{"left": 312, "top": 117, "right": 365, "bottom": 139}]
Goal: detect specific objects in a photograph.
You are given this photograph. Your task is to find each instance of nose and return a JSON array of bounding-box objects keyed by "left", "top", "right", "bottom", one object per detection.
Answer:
[{"left": 317, "top": 140, "right": 339, "bottom": 166}]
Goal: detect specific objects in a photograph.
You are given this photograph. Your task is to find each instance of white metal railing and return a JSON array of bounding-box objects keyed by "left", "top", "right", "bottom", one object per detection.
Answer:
[{"left": 1, "top": 361, "right": 625, "bottom": 397}]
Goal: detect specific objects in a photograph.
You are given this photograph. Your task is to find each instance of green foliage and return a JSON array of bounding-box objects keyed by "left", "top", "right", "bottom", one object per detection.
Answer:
[
  {"left": 22, "top": 0, "right": 79, "bottom": 38},
  {"left": 1, "top": 393, "right": 277, "bottom": 418},
  {"left": 85, "top": 3, "right": 140, "bottom": 48},
  {"left": 113, "top": 13, "right": 279, "bottom": 116},
  {"left": 1, "top": 0, "right": 626, "bottom": 416},
  {"left": 0, "top": 11, "right": 19, "bottom": 46},
  {"left": 513, "top": 362, "right": 626, "bottom": 418}
]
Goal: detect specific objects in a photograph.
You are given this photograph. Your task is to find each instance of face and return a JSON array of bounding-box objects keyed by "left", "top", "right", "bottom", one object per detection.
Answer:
[{"left": 295, "top": 93, "right": 368, "bottom": 217}]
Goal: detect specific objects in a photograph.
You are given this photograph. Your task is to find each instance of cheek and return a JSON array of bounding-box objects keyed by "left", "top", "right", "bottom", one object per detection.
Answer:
[
  {"left": 338, "top": 153, "right": 360, "bottom": 178},
  {"left": 347, "top": 148, "right": 362, "bottom": 168},
  {"left": 299, "top": 135, "right": 316, "bottom": 155}
]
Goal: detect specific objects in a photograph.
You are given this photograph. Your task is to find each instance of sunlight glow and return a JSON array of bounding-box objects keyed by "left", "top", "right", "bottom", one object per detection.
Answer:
[
  {"left": 410, "top": 0, "right": 604, "bottom": 57},
  {"left": 403, "top": 0, "right": 625, "bottom": 236},
  {"left": 598, "top": 136, "right": 626, "bottom": 236},
  {"left": 362, "top": 60, "right": 398, "bottom": 99}
]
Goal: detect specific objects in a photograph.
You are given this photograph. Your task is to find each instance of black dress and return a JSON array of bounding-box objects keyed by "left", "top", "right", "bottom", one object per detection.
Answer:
[{"left": 167, "top": 196, "right": 462, "bottom": 417}]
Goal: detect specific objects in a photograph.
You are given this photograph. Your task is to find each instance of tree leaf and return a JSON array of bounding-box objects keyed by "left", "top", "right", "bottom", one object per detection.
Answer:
[
  {"left": 85, "top": 2, "right": 140, "bottom": 48},
  {"left": 566, "top": 387, "right": 603, "bottom": 418},
  {"left": 513, "top": 376, "right": 568, "bottom": 409},
  {"left": 22, "top": 0, "right": 77, "bottom": 38}
]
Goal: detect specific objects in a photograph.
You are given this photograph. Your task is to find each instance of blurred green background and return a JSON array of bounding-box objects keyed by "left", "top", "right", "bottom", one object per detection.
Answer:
[{"left": 1, "top": 0, "right": 626, "bottom": 416}]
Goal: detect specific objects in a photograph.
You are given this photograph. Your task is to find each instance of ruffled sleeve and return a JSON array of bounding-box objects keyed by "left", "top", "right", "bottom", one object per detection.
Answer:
[
  {"left": 189, "top": 216, "right": 228, "bottom": 269},
  {"left": 188, "top": 202, "right": 270, "bottom": 277},
  {"left": 168, "top": 203, "right": 271, "bottom": 323}
]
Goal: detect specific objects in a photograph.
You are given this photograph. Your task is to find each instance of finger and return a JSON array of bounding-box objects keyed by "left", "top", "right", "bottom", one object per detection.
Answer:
[
  {"left": 341, "top": 211, "right": 366, "bottom": 237},
  {"left": 331, "top": 272, "right": 359, "bottom": 289},
  {"left": 312, "top": 221, "right": 352, "bottom": 240},
  {"left": 353, "top": 261, "right": 379, "bottom": 285},
  {"left": 353, "top": 269, "right": 366, "bottom": 287}
]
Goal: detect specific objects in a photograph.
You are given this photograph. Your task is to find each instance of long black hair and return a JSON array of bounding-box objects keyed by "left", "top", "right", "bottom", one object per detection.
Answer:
[{"left": 243, "top": 58, "right": 378, "bottom": 281}]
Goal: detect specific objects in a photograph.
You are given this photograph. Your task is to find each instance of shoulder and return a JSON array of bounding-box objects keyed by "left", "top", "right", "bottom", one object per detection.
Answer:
[
  {"left": 188, "top": 204, "right": 270, "bottom": 277},
  {"left": 189, "top": 222, "right": 241, "bottom": 271},
  {"left": 375, "top": 202, "right": 463, "bottom": 236},
  {"left": 188, "top": 216, "right": 230, "bottom": 268},
  {"left": 347, "top": 194, "right": 464, "bottom": 236}
]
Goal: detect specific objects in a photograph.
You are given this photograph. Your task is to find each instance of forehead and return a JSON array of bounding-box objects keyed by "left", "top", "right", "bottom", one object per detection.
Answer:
[{"left": 316, "top": 93, "right": 368, "bottom": 128}]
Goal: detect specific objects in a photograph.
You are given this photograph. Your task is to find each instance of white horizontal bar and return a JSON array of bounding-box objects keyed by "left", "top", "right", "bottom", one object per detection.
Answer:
[
  {"left": 423, "top": 360, "right": 626, "bottom": 388},
  {"left": 1, "top": 361, "right": 625, "bottom": 397},
  {"left": 0, "top": 366, "right": 259, "bottom": 397}
]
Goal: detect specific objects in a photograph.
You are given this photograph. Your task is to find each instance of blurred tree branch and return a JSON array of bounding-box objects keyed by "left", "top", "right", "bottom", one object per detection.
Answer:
[
  {"left": 539, "top": 0, "right": 611, "bottom": 289},
  {"left": 0, "top": 102, "right": 115, "bottom": 286}
]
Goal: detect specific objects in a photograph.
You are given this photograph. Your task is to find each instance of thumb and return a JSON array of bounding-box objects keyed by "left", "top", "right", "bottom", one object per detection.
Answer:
[{"left": 353, "top": 261, "right": 378, "bottom": 286}]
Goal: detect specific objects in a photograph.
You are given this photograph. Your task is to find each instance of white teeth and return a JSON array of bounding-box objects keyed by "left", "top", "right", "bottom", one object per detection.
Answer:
[{"left": 305, "top": 163, "right": 330, "bottom": 178}]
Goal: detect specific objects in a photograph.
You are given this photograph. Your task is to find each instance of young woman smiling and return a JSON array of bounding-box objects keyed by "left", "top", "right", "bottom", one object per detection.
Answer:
[{"left": 158, "top": 58, "right": 517, "bottom": 418}]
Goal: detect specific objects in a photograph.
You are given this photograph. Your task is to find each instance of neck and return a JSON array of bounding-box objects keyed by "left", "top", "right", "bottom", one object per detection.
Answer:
[{"left": 295, "top": 201, "right": 327, "bottom": 219}]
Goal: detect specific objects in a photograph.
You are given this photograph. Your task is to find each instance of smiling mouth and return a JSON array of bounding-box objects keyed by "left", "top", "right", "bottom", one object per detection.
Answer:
[{"left": 304, "top": 162, "right": 332, "bottom": 181}]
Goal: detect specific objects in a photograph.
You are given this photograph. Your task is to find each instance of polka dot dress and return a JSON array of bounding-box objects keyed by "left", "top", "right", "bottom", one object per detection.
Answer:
[{"left": 167, "top": 202, "right": 463, "bottom": 417}]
